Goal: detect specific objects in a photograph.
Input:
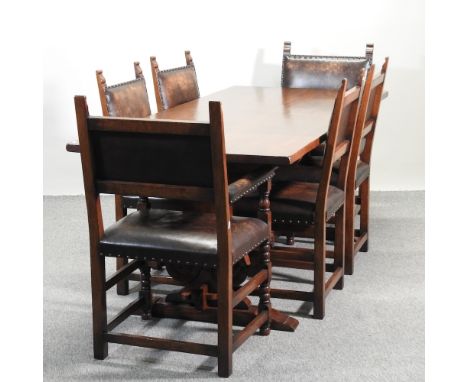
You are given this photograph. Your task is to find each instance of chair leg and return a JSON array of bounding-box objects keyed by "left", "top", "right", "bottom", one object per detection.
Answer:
[
  {"left": 359, "top": 178, "right": 370, "bottom": 252},
  {"left": 140, "top": 263, "right": 152, "bottom": 320},
  {"left": 345, "top": 190, "right": 356, "bottom": 275},
  {"left": 313, "top": 235, "right": 325, "bottom": 320},
  {"left": 286, "top": 234, "right": 295, "bottom": 246},
  {"left": 333, "top": 205, "right": 345, "bottom": 288},
  {"left": 115, "top": 195, "right": 130, "bottom": 295},
  {"left": 258, "top": 241, "right": 272, "bottom": 336},
  {"left": 217, "top": 256, "right": 233, "bottom": 377},
  {"left": 90, "top": 251, "right": 108, "bottom": 359}
]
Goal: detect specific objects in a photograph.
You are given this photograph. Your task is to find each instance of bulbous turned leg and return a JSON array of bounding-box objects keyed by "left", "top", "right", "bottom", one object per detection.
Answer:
[
  {"left": 258, "top": 241, "right": 272, "bottom": 336},
  {"left": 139, "top": 262, "right": 152, "bottom": 320}
]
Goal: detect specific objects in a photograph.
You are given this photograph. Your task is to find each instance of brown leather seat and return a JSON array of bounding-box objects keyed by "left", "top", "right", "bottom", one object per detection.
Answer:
[
  {"left": 275, "top": 160, "right": 370, "bottom": 188},
  {"left": 234, "top": 181, "right": 344, "bottom": 225},
  {"left": 99, "top": 209, "right": 269, "bottom": 267}
]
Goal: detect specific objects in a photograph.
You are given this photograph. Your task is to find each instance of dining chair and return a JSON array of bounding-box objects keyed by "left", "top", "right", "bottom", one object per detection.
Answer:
[
  {"left": 282, "top": 60, "right": 389, "bottom": 274},
  {"left": 150, "top": 51, "right": 200, "bottom": 111},
  {"left": 343, "top": 58, "right": 390, "bottom": 273},
  {"left": 279, "top": 42, "right": 373, "bottom": 245},
  {"left": 235, "top": 79, "right": 361, "bottom": 318},
  {"left": 75, "top": 96, "right": 275, "bottom": 378}
]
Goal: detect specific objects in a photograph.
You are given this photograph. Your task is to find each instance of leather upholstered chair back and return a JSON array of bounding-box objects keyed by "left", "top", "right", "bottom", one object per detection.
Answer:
[
  {"left": 150, "top": 51, "right": 200, "bottom": 111},
  {"left": 281, "top": 41, "right": 373, "bottom": 90},
  {"left": 96, "top": 62, "right": 151, "bottom": 118}
]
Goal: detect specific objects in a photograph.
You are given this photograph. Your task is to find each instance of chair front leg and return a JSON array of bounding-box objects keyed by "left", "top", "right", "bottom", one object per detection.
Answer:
[
  {"left": 91, "top": 248, "right": 108, "bottom": 359},
  {"left": 258, "top": 240, "right": 272, "bottom": 335}
]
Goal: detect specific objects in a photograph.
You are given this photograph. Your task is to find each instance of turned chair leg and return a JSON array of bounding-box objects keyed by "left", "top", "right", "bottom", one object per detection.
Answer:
[
  {"left": 140, "top": 263, "right": 152, "bottom": 320},
  {"left": 115, "top": 195, "right": 130, "bottom": 295},
  {"left": 286, "top": 234, "right": 295, "bottom": 246},
  {"left": 359, "top": 178, "right": 370, "bottom": 252},
  {"left": 91, "top": 251, "right": 108, "bottom": 360},
  {"left": 333, "top": 205, "right": 345, "bottom": 289},
  {"left": 258, "top": 241, "right": 272, "bottom": 335}
]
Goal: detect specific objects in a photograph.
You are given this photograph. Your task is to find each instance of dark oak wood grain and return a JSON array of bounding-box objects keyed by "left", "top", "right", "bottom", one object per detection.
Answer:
[{"left": 66, "top": 87, "right": 389, "bottom": 163}]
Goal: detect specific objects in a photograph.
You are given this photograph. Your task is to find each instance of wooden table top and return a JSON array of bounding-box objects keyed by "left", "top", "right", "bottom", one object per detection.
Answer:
[{"left": 66, "top": 86, "right": 388, "bottom": 165}]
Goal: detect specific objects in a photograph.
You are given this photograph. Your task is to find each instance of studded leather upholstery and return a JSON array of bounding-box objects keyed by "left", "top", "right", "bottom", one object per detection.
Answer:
[
  {"left": 105, "top": 78, "right": 151, "bottom": 117},
  {"left": 157, "top": 66, "right": 200, "bottom": 110},
  {"left": 99, "top": 209, "right": 269, "bottom": 267}
]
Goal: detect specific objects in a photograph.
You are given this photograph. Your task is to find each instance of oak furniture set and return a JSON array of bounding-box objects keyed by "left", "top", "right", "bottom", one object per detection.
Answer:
[{"left": 66, "top": 43, "right": 389, "bottom": 377}]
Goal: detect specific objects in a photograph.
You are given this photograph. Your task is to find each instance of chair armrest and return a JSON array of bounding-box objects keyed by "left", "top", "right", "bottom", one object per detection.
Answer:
[{"left": 228, "top": 166, "right": 277, "bottom": 204}]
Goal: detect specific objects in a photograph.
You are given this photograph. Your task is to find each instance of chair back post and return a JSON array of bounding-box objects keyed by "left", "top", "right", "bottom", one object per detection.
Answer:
[
  {"left": 360, "top": 57, "right": 389, "bottom": 164},
  {"left": 134, "top": 61, "right": 144, "bottom": 79},
  {"left": 185, "top": 50, "right": 194, "bottom": 66},
  {"left": 347, "top": 65, "right": 375, "bottom": 190},
  {"left": 150, "top": 56, "right": 164, "bottom": 112},
  {"left": 96, "top": 70, "right": 109, "bottom": 116},
  {"left": 283, "top": 41, "right": 292, "bottom": 56},
  {"left": 75, "top": 96, "right": 104, "bottom": 246},
  {"left": 365, "top": 43, "right": 374, "bottom": 65},
  {"left": 315, "top": 79, "right": 347, "bottom": 226},
  {"left": 208, "top": 101, "right": 233, "bottom": 376}
]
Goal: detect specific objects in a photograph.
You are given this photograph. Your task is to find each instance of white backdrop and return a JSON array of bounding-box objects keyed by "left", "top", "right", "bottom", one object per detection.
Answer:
[{"left": 43, "top": 0, "right": 424, "bottom": 194}]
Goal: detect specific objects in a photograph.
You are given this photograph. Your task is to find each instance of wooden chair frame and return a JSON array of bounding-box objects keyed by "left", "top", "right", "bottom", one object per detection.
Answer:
[{"left": 75, "top": 96, "right": 273, "bottom": 377}]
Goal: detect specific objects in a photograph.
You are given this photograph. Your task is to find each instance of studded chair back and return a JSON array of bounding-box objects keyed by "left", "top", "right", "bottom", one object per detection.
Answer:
[
  {"left": 150, "top": 51, "right": 200, "bottom": 111},
  {"left": 281, "top": 41, "right": 373, "bottom": 90},
  {"left": 96, "top": 62, "right": 151, "bottom": 118}
]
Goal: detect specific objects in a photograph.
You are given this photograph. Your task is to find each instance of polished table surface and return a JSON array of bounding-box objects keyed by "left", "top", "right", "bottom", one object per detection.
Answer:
[
  {"left": 66, "top": 86, "right": 388, "bottom": 164},
  {"left": 67, "top": 86, "right": 338, "bottom": 165}
]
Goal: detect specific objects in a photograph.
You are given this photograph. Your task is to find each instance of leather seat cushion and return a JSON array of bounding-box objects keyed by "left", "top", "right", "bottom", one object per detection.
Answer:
[
  {"left": 234, "top": 182, "right": 344, "bottom": 225},
  {"left": 99, "top": 209, "right": 268, "bottom": 267},
  {"left": 277, "top": 160, "right": 369, "bottom": 188}
]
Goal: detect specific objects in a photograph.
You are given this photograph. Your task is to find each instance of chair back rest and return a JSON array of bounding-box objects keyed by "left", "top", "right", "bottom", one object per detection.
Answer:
[
  {"left": 150, "top": 51, "right": 200, "bottom": 111},
  {"left": 75, "top": 97, "right": 232, "bottom": 261},
  {"left": 359, "top": 58, "right": 389, "bottom": 164},
  {"left": 316, "top": 77, "right": 363, "bottom": 222},
  {"left": 96, "top": 62, "right": 151, "bottom": 118},
  {"left": 281, "top": 41, "right": 373, "bottom": 90}
]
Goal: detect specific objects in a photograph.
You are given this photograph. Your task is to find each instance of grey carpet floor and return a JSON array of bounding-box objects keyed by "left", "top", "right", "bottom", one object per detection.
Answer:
[{"left": 43, "top": 191, "right": 424, "bottom": 381}]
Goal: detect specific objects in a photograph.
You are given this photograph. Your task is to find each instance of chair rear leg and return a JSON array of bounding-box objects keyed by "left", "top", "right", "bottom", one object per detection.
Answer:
[
  {"left": 286, "top": 234, "right": 295, "bottom": 246},
  {"left": 359, "top": 178, "right": 370, "bottom": 252},
  {"left": 91, "top": 251, "right": 108, "bottom": 359},
  {"left": 313, "top": 242, "right": 325, "bottom": 319},
  {"left": 258, "top": 241, "right": 272, "bottom": 335},
  {"left": 333, "top": 205, "right": 345, "bottom": 288},
  {"left": 345, "top": 189, "right": 356, "bottom": 275},
  {"left": 115, "top": 195, "right": 130, "bottom": 295}
]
